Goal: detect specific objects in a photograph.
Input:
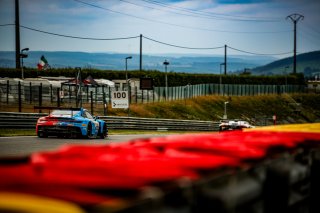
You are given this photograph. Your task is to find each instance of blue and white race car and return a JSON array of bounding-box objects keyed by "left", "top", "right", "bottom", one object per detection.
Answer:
[{"left": 36, "top": 107, "right": 108, "bottom": 139}]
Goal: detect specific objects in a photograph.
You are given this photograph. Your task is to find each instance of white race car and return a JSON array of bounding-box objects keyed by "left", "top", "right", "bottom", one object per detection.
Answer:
[{"left": 219, "top": 120, "right": 254, "bottom": 132}]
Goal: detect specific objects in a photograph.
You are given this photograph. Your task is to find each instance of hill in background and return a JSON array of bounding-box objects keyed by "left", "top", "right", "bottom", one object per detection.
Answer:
[
  {"left": 249, "top": 51, "right": 320, "bottom": 77},
  {"left": 0, "top": 51, "right": 274, "bottom": 74},
  {"left": 1, "top": 51, "right": 319, "bottom": 77}
]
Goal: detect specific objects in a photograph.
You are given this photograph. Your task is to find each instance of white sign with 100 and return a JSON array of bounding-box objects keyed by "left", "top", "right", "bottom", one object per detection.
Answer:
[{"left": 111, "top": 91, "right": 129, "bottom": 109}]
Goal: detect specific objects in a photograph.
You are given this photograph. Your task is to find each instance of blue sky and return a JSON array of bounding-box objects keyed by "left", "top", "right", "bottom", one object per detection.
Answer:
[{"left": 0, "top": 0, "right": 319, "bottom": 58}]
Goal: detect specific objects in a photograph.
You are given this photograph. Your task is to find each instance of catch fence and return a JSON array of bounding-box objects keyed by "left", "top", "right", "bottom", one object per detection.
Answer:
[{"left": 0, "top": 78, "right": 305, "bottom": 113}]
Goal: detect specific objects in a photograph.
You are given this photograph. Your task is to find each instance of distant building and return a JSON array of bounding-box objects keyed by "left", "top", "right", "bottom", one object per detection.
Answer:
[
  {"left": 307, "top": 79, "right": 320, "bottom": 93},
  {"left": 112, "top": 78, "right": 140, "bottom": 91}
]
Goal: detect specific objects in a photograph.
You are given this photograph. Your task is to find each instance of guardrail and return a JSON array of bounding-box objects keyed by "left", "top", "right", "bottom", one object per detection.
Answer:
[{"left": 0, "top": 112, "right": 219, "bottom": 131}]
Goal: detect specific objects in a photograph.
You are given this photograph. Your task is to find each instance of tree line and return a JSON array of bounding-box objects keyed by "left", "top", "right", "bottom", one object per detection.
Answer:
[{"left": 0, "top": 68, "right": 305, "bottom": 86}]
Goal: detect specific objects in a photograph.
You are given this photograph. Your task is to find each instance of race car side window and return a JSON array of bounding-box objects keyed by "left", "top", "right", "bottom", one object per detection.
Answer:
[{"left": 84, "top": 111, "right": 93, "bottom": 119}]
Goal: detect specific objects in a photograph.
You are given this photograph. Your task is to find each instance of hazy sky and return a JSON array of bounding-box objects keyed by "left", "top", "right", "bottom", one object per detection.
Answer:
[{"left": 1, "top": 0, "right": 319, "bottom": 58}]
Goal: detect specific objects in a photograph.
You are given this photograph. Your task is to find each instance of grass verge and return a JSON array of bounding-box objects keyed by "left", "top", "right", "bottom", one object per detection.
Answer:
[{"left": 0, "top": 129, "right": 36, "bottom": 137}]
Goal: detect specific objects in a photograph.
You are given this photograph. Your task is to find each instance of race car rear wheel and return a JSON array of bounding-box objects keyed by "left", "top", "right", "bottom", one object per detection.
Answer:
[
  {"left": 99, "top": 123, "right": 108, "bottom": 139},
  {"left": 85, "top": 122, "right": 92, "bottom": 138},
  {"left": 37, "top": 131, "right": 47, "bottom": 138}
]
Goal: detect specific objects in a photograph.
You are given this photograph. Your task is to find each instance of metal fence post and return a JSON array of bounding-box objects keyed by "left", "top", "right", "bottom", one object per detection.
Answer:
[
  {"left": 102, "top": 85, "right": 105, "bottom": 97},
  {"left": 108, "top": 86, "right": 111, "bottom": 105},
  {"left": 90, "top": 91, "right": 93, "bottom": 115},
  {"left": 103, "top": 91, "right": 106, "bottom": 116},
  {"left": 39, "top": 83, "right": 42, "bottom": 108},
  {"left": 68, "top": 84, "right": 71, "bottom": 103},
  {"left": 29, "top": 82, "right": 32, "bottom": 104},
  {"left": 158, "top": 87, "right": 161, "bottom": 102},
  {"left": 152, "top": 89, "right": 155, "bottom": 103},
  {"left": 6, "top": 80, "right": 9, "bottom": 104},
  {"left": 141, "top": 90, "right": 144, "bottom": 103},
  {"left": 86, "top": 86, "right": 89, "bottom": 103},
  {"left": 176, "top": 86, "right": 178, "bottom": 100},
  {"left": 76, "top": 87, "right": 78, "bottom": 107},
  {"left": 18, "top": 81, "right": 21, "bottom": 112},
  {"left": 135, "top": 87, "right": 138, "bottom": 103},
  {"left": 95, "top": 86, "right": 98, "bottom": 104},
  {"left": 57, "top": 88, "right": 60, "bottom": 107},
  {"left": 128, "top": 84, "right": 131, "bottom": 104},
  {"left": 50, "top": 84, "right": 53, "bottom": 103}
]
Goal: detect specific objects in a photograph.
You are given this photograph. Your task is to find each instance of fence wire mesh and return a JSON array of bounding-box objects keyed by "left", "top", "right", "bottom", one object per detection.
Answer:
[{"left": 0, "top": 79, "right": 305, "bottom": 113}]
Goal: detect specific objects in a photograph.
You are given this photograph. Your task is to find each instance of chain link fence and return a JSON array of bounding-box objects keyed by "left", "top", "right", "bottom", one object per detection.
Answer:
[{"left": 0, "top": 78, "right": 305, "bottom": 113}]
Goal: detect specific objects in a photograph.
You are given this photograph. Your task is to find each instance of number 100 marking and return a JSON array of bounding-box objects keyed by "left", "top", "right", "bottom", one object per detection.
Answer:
[{"left": 113, "top": 92, "right": 127, "bottom": 99}]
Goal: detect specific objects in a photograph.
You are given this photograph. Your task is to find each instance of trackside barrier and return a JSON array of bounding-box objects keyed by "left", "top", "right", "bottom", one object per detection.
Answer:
[
  {"left": 0, "top": 123, "right": 320, "bottom": 212},
  {"left": 0, "top": 79, "right": 305, "bottom": 107},
  {"left": 0, "top": 112, "right": 219, "bottom": 131}
]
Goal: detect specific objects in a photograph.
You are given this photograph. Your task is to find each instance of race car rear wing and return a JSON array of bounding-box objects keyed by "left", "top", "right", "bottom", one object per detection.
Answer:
[{"left": 34, "top": 106, "right": 82, "bottom": 114}]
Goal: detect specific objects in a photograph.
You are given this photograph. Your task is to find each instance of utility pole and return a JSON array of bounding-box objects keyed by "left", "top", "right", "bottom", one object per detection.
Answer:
[
  {"left": 125, "top": 56, "right": 132, "bottom": 90},
  {"left": 224, "top": 45, "right": 227, "bottom": 75},
  {"left": 163, "top": 60, "right": 169, "bottom": 100},
  {"left": 140, "top": 34, "right": 142, "bottom": 71},
  {"left": 15, "top": 0, "right": 21, "bottom": 69},
  {"left": 286, "top": 13, "right": 304, "bottom": 74},
  {"left": 220, "top": 63, "right": 225, "bottom": 95},
  {"left": 75, "top": 67, "right": 82, "bottom": 107}
]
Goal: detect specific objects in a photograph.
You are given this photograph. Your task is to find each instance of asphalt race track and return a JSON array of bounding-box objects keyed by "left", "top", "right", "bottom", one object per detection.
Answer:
[{"left": 0, "top": 134, "right": 165, "bottom": 158}]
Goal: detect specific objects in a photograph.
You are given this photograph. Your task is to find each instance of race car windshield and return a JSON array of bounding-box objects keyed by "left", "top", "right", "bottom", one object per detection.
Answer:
[{"left": 51, "top": 110, "right": 80, "bottom": 116}]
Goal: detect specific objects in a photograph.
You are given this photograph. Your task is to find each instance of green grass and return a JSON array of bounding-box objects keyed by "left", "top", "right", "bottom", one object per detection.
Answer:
[
  {"left": 0, "top": 129, "right": 36, "bottom": 137},
  {"left": 1, "top": 94, "right": 319, "bottom": 137},
  {"left": 123, "top": 94, "right": 320, "bottom": 125}
]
